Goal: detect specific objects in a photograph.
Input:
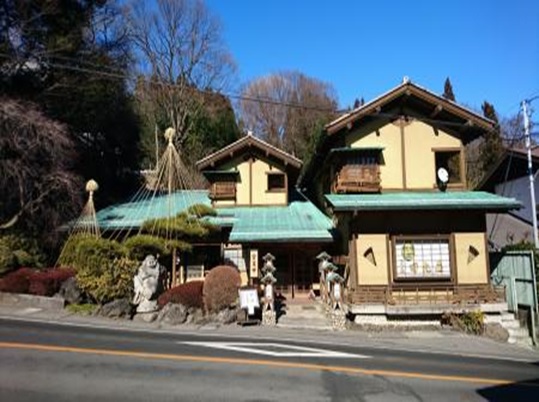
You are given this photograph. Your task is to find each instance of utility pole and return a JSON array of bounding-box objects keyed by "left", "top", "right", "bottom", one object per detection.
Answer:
[{"left": 523, "top": 99, "right": 539, "bottom": 249}]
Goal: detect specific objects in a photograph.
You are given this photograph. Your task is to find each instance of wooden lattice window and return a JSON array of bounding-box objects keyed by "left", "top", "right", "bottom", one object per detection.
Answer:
[
  {"left": 394, "top": 237, "right": 452, "bottom": 281},
  {"left": 210, "top": 181, "right": 236, "bottom": 200}
]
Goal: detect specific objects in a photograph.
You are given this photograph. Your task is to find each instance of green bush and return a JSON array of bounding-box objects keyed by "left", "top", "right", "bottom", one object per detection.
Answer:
[
  {"left": 59, "top": 236, "right": 126, "bottom": 271},
  {"left": 442, "top": 311, "right": 485, "bottom": 335},
  {"left": 158, "top": 281, "right": 204, "bottom": 309},
  {"left": 0, "top": 235, "right": 46, "bottom": 275},
  {"left": 203, "top": 265, "right": 241, "bottom": 313},
  {"left": 77, "top": 256, "right": 138, "bottom": 304},
  {"left": 141, "top": 212, "right": 217, "bottom": 240},
  {"left": 124, "top": 235, "right": 167, "bottom": 261},
  {"left": 58, "top": 236, "right": 133, "bottom": 304},
  {"left": 187, "top": 204, "right": 217, "bottom": 217}
]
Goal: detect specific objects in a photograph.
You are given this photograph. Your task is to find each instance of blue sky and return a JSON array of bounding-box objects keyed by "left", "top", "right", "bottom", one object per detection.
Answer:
[{"left": 206, "top": 0, "right": 539, "bottom": 118}]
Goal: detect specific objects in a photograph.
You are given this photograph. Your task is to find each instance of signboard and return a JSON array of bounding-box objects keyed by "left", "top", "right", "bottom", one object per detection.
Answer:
[
  {"left": 239, "top": 288, "right": 260, "bottom": 315},
  {"left": 395, "top": 239, "right": 451, "bottom": 279},
  {"left": 224, "top": 244, "right": 246, "bottom": 272},
  {"left": 250, "top": 249, "right": 259, "bottom": 278}
]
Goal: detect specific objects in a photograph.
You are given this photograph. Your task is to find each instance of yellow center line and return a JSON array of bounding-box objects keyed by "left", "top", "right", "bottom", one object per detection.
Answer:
[{"left": 0, "top": 341, "right": 526, "bottom": 386}]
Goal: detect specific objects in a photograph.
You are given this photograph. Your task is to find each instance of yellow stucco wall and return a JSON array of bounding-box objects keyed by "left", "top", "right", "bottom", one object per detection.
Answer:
[
  {"left": 347, "top": 122, "right": 403, "bottom": 189},
  {"left": 454, "top": 233, "right": 488, "bottom": 284},
  {"left": 345, "top": 119, "right": 462, "bottom": 190},
  {"left": 213, "top": 155, "right": 287, "bottom": 206},
  {"left": 404, "top": 120, "right": 462, "bottom": 189},
  {"left": 251, "top": 158, "right": 287, "bottom": 205},
  {"left": 355, "top": 234, "right": 390, "bottom": 285}
]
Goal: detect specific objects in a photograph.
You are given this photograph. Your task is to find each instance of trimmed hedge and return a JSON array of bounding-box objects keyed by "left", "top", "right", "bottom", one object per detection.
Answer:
[
  {"left": 76, "top": 256, "right": 138, "bottom": 304},
  {"left": 157, "top": 281, "right": 204, "bottom": 309},
  {"left": 0, "top": 267, "right": 75, "bottom": 296},
  {"left": 203, "top": 265, "right": 241, "bottom": 313},
  {"left": 28, "top": 268, "right": 75, "bottom": 296},
  {"left": 0, "top": 268, "right": 34, "bottom": 294}
]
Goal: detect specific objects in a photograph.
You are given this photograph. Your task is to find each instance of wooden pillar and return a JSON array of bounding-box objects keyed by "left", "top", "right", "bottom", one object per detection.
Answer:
[
  {"left": 172, "top": 248, "right": 177, "bottom": 287},
  {"left": 290, "top": 252, "right": 295, "bottom": 299}
]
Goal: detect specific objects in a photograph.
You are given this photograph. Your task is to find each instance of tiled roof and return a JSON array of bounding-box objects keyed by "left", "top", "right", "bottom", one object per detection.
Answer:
[{"left": 325, "top": 191, "right": 521, "bottom": 212}]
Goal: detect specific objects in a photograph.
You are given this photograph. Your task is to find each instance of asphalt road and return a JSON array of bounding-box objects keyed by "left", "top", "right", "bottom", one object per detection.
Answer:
[{"left": 0, "top": 318, "right": 538, "bottom": 401}]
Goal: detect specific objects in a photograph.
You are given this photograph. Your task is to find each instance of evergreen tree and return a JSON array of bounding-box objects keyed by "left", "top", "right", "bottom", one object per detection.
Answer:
[
  {"left": 443, "top": 77, "right": 456, "bottom": 101},
  {"left": 479, "top": 101, "right": 503, "bottom": 174},
  {"left": 0, "top": 1, "right": 140, "bottom": 208}
]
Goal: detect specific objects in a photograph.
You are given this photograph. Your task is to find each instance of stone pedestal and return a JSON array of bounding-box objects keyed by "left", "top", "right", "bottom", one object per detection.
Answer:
[
  {"left": 331, "top": 311, "right": 347, "bottom": 331},
  {"left": 133, "top": 311, "right": 159, "bottom": 323},
  {"left": 262, "top": 310, "right": 277, "bottom": 326}
]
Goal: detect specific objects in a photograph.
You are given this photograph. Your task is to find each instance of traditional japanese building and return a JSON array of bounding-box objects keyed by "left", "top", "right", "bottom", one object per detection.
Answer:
[
  {"left": 300, "top": 79, "right": 520, "bottom": 316},
  {"left": 96, "top": 134, "right": 334, "bottom": 298},
  {"left": 94, "top": 79, "right": 522, "bottom": 313}
]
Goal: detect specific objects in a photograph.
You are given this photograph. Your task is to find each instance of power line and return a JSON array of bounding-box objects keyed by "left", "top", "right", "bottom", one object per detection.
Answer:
[
  {"left": 0, "top": 52, "right": 342, "bottom": 114},
  {"left": 0, "top": 52, "right": 525, "bottom": 129}
]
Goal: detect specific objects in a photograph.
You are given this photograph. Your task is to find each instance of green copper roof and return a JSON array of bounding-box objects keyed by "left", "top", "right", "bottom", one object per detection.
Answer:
[
  {"left": 221, "top": 202, "right": 334, "bottom": 243},
  {"left": 95, "top": 190, "right": 333, "bottom": 242},
  {"left": 96, "top": 191, "right": 211, "bottom": 230},
  {"left": 325, "top": 191, "right": 521, "bottom": 212}
]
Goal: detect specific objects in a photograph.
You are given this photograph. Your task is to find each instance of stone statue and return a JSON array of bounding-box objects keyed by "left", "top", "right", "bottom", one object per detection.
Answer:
[{"left": 133, "top": 255, "right": 164, "bottom": 318}]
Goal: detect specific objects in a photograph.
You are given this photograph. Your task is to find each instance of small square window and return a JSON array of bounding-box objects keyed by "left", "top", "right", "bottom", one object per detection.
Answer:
[
  {"left": 267, "top": 173, "right": 286, "bottom": 191},
  {"left": 435, "top": 150, "right": 462, "bottom": 184}
]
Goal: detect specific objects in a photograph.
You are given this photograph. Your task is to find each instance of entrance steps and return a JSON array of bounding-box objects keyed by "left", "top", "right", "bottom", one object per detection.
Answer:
[
  {"left": 276, "top": 300, "right": 332, "bottom": 330},
  {"left": 486, "top": 311, "right": 534, "bottom": 347}
]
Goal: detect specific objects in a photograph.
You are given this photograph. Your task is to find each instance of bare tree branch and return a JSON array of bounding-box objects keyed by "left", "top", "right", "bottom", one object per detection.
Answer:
[
  {"left": 0, "top": 98, "right": 82, "bottom": 232},
  {"left": 126, "top": 0, "right": 236, "bottom": 142},
  {"left": 239, "top": 71, "right": 338, "bottom": 159}
]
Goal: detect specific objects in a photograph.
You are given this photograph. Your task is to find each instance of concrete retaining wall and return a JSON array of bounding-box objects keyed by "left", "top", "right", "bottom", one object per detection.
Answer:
[{"left": 0, "top": 292, "right": 65, "bottom": 310}]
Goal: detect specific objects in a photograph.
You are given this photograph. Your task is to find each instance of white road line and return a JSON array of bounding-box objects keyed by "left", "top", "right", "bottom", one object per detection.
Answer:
[{"left": 181, "top": 341, "right": 370, "bottom": 358}]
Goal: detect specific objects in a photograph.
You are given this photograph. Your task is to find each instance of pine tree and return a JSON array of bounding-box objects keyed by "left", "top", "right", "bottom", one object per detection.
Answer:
[
  {"left": 479, "top": 101, "right": 503, "bottom": 176},
  {"left": 443, "top": 77, "right": 456, "bottom": 101}
]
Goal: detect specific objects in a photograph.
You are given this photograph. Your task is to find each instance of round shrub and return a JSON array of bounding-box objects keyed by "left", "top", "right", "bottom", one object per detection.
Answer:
[
  {"left": 157, "top": 281, "right": 204, "bottom": 309},
  {"left": 28, "top": 268, "right": 75, "bottom": 297},
  {"left": 0, "top": 267, "right": 75, "bottom": 296},
  {"left": 0, "top": 268, "right": 35, "bottom": 293},
  {"left": 203, "top": 265, "right": 241, "bottom": 313}
]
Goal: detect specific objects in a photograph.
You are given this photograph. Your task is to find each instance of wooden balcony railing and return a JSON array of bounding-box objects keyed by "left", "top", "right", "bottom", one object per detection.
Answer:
[
  {"left": 333, "top": 164, "right": 381, "bottom": 193},
  {"left": 210, "top": 181, "right": 236, "bottom": 200},
  {"left": 347, "top": 284, "right": 506, "bottom": 306}
]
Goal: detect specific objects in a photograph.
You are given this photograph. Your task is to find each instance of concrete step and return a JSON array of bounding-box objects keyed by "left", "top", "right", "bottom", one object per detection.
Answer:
[
  {"left": 500, "top": 312, "right": 517, "bottom": 322},
  {"left": 507, "top": 327, "right": 530, "bottom": 338},
  {"left": 500, "top": 319, "right": 522, "bottom": 329},
  {"left": 507, "top": 326, "right": 532, "bottom": 346},
  {"left": 277, "top": 302, "right": 331, "bottom": 330}
]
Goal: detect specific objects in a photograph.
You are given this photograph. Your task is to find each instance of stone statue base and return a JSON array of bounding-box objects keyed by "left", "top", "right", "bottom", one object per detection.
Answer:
[
  {"left": 136, "top": 299, "right": 158, "bottom": 314},
  {"left": 262, "top": 310, "right": 276, "bottom": 326},
  {"left": 133, "top": 311, "right": 159, "bottom": 323},
  {"left": 331, "top": 310, "right": 346, "bottom": 331}
]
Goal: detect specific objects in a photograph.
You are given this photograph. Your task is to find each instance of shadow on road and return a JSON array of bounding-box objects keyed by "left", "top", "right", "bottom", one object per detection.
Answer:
[{"left": 477, "top": 362, "right": 539, "bottom": 401}]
